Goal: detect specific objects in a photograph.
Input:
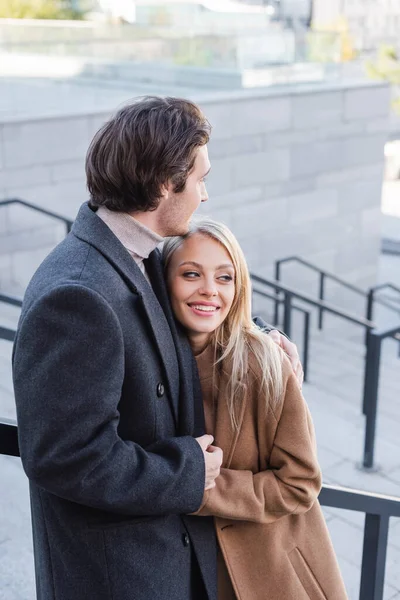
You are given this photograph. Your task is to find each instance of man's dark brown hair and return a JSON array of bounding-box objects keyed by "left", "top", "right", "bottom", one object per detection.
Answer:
[{"left": 86, "top": 96, "right": 211, "bottom": 213}]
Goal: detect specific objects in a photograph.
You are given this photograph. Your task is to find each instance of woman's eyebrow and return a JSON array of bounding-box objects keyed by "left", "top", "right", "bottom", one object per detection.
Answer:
[
  {"left": 178, "top": 261, "right": 234, "bottom": 270},
  {"left": 178, "top": 261, "right": 203, "bottom": 269}
]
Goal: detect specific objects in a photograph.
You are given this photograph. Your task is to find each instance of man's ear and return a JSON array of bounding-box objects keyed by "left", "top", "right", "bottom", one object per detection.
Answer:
[{"left": 160, "top": 180, "right": 174, "bottom": 200}]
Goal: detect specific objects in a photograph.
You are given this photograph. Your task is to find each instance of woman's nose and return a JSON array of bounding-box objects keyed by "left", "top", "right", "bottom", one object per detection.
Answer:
[{"left": 199, "top": 282, "right": 218, "bottom": 297}]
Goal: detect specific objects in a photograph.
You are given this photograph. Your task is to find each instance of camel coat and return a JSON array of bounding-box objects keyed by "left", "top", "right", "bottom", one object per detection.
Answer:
[{"left": 195, "top": 345, "right": 348, "bottom": 600}]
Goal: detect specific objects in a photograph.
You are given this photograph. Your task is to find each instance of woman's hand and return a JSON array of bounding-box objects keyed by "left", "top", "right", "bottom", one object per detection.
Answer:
[{"left": 268, "top": 329, "right": 304, "bottom": 388}]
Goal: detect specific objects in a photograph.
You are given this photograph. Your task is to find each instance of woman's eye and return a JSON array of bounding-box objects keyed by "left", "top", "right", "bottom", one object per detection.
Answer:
[
  {"left": 182, "top": 271, "right": 200, "bottom": 278},
  {"left": 218, "top": 275, "right": 233, "bottom": 282}
]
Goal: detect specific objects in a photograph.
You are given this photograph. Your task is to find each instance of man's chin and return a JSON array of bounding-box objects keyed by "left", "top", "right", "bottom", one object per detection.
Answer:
[{"left": 166, "top": 223, "right": 190, "bottom": 237}]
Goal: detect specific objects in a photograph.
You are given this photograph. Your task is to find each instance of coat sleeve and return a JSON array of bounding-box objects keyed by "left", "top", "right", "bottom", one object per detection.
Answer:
[
  {"left": 193, "top": 370, "right": 322, "bottom": 524},
  {"left": 252, "top": 315, "right": 288, "bottom": 339},
  {"left": 13, "top": 283, "right": 205, "bottom": 516}
]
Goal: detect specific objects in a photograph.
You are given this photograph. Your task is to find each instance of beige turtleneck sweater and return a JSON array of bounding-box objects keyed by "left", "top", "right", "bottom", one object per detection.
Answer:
[
  {"left": 96, "top": 206, "right": 163, "bottom": 282},
  {"left": 195, "top": 344, "right": 237, "bottom": 600}
]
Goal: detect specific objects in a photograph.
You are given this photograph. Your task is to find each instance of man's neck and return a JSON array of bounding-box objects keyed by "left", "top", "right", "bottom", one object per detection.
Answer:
[{"left": 129, "top": 211, "right": 163, "bottom": 238}]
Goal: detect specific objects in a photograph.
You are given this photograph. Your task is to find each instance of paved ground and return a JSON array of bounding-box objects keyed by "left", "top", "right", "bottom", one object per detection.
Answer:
[{"left": 1, "top": 225, "right": 400, "bottom": 599}]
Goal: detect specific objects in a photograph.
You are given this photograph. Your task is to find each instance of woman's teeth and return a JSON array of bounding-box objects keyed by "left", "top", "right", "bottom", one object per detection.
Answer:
[{"left": 191, "top": 305, "right": 217, "bottom": 312}]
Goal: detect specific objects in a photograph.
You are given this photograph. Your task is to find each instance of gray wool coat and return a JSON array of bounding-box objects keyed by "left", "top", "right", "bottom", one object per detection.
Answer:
[{"left": 12, "top": 203, "right": 217, "bottom": 600}]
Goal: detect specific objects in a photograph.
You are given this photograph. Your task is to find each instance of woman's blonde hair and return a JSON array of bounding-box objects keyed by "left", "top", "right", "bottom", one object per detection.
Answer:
[{"left": 163, "top": 217, "right": 284, "bottom": 429}]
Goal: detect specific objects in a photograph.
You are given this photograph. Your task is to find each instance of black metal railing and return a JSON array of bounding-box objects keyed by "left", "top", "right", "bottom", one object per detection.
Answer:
[
  {"left": 0, "top": 197, "right": 71, "bottom": 341},
  {"left": 251, "top": 272, "right": 376, "bottom": 337},
  {"left": 362, "top": 324, "right": 400, "bottom": 470},
  {"left": 0, "top": 293, "right": 22, "bottom": 342},
  {"left": 252, "top": 287, "right": 311, "bottom": 382},
  {"left": 0, "top": 293, "right": 23, "bottom": 308},
  {"left": 366, "top": 283, "right": 400, "bottom": 350},
  {"left": 250, "top": 272, "right": 400, "bottom": 470},
  {"left": 0, "top": 418, "right": 19, "bottom": 457},
  {"left": 319, "top": 483, "right": 400, "bottom": 600},
  {"left": 1, "top": 418, "right": 399, "bottom": 600},
  {"left": 275, "top": 256, "right": 400, "bottom": 333},
  {"left": 0, "top": 198, "right": 73, "bottom": 236},
  {"left": 0, "top": 326, "right": 16, "bottom": 342}
]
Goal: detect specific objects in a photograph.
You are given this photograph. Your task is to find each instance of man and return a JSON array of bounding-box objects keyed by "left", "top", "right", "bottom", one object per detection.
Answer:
[{"left": 13, "top": 96, "right": 302, "bottom": 600}]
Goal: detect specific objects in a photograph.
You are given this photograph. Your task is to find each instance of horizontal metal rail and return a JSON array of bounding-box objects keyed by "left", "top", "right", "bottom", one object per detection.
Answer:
[
  {"left": 276, "top": 256, "right": 366, "bottom": 295},
  {"left": 0, "top": 418, "right": 19, "bottom": 457},
  {"left": 251, "top": 273, "right": 375, "bottom": 330},
  {"left": 0, "top": 198, "right": 73, "bottom": 234},
  {"left": 0, "top": 293, "right": 23, "bottom": 308},
  {"left": 371, "top": 282, "right": 400, "bottom": 297},
  {"left": 0, "top": 326, "right": 16, "bottom": 342},
  {"left": 319, "top": 483, "right": 400, "bottom": 517},
  {"left": 320, "top": 484, "right": 400, "bottom": 600},
  {"left": 275, "top": 256, "right": 400, "bottom": 331},
  {"left": 0, "top": 294, "right": 22, "bottom": 343}
]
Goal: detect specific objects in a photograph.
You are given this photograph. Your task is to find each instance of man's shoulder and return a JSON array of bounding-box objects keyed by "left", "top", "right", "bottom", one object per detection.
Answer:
[{"left": 23, "top": 235, "right": 124, "bottom": 312}]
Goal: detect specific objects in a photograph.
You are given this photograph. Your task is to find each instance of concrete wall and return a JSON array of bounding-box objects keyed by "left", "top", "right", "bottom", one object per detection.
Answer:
[
  {"left": 0, "top": 81, "right": 392, "bottom": 323},
  {"left": 199, "top": 82, "right": 391, "bottom": 319}
]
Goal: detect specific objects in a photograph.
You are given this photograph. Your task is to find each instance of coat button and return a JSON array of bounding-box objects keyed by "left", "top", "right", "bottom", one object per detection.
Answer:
[
  {"left": 182, "top": 533, "right": 190, "bottom": 547},
  {"left": 156, "top": 383, "right": 165, "bottom": 398}
]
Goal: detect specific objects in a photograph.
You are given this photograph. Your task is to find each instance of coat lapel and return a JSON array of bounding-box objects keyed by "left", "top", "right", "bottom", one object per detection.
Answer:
[
  {"left": 72, "top": 203, "right": 180, "bottom": 427},
  {"left": 144, "top": 250, "right": 205, "bottom": 437}
]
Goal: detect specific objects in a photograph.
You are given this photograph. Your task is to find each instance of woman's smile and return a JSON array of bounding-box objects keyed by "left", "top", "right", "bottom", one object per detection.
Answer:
[{"left": 187, "top": 301, "right": 221, "bottom": 316}]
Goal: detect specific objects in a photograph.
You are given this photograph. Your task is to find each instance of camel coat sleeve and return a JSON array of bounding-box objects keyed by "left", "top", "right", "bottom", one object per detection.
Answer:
[{"left": 194, "top": 363, "right": 322, "bottom": 524}]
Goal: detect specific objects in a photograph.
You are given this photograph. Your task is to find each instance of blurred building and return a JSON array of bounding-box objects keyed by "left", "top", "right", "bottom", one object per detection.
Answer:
[{"left": 312, "top": 0, "right": 400, "bottom": 51}]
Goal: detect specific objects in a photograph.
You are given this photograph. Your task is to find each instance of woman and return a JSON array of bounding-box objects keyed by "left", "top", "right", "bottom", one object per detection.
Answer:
[{"left": 163, "top": 218, "right": 348, "bottom": 600}]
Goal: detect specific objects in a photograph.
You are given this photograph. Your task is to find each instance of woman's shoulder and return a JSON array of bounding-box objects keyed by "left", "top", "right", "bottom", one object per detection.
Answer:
[{"left": 246, "top": 337, "right": 292, "bottom": 383}]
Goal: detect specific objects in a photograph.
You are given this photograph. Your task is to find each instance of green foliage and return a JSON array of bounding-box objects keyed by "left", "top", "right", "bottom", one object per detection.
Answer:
[
  {"left": 0, "top": 0, "right": 84, "bottom": 20},
  {"left": 365, "top": 45, "right": 400, "bottom": 85},
  {"left": 365, "top": 45, "right": 400, "bottom": 114},
  {"left": 173, "top": 38, "right": 214, "bottom": 67},
  {"left": 306, "top": 30, "right": 341, "bottom": 63}
]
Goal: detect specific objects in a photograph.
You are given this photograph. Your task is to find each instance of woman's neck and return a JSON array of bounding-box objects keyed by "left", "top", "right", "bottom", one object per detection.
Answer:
[{"left": 188, "top": 332, "right": 211, "bottom": 356}]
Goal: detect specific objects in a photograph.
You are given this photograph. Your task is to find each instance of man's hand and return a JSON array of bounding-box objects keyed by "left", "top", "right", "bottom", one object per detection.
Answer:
[
  {"left": 268, "top": 329, "right": 304, "bottom": 388},
  {"left": 195, "top": 435, "right": 223, "bottom": 491}
]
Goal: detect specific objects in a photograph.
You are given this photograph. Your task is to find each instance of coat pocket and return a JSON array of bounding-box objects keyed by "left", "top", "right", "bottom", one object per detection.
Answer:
[{"left": 288, "top": 547, "right": 328, "bottom": 600}]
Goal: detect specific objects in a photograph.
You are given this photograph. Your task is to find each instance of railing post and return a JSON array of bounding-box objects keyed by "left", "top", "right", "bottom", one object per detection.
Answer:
[
  {"left": 365, "top": 289, "right": 374, "bottom": 347},
  {"left": 274, "top": 261, "right": 281, "bottom": 326},
  {"left": 362, "top": 331, "right": 382, "bottom": 469},
  {"left": 318, "top": 272, "right": 325, "bottom": 330},
  {"left": 283, "top": 293, "right": 292, "bottom": 340},
  {"left": 359, "top": 513, "right": 389, "bottom": 600}
]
